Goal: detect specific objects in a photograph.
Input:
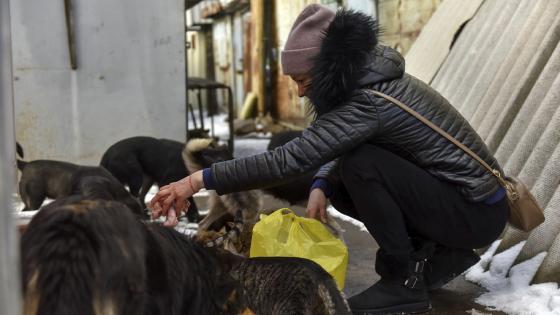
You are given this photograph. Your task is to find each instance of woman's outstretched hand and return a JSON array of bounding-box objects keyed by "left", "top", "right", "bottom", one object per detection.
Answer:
[
  {"left": 149, "top": 170, "right": 204, "bottom": 227},
  {"left": 306, "top": 188, "right": 328, "bottom": 223}
]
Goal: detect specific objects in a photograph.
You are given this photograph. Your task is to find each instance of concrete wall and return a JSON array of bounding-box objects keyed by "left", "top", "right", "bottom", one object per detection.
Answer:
[{"left": 11, "top": 0, "right": 187, "bottom": 165}]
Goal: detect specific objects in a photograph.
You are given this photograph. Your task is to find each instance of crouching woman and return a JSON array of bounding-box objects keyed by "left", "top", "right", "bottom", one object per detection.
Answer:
[{"left": 151, "top": 4, "right": 509, "bottom": 314}]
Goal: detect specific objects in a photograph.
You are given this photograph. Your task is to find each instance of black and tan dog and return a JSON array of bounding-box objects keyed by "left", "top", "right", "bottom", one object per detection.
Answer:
[
  {"left": 21, "top": 196, "right": 246, "bottom": 315},
  {"left": 21, "top": 196, "right": 350, "bottom": 315},
  {"left": 17, "top": 157, "right": 142, "bottom": 216},
  {"left": 100, "top": 136, "right": 202, "bottom": 222}
]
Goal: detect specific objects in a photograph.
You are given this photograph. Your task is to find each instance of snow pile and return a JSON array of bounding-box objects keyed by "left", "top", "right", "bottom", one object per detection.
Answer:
[
  {"left": 327, "top": 205, "right": 369, "bottom": 233},
  {"left": 466, "top": 240, "right": 560, "bottom": 315}
]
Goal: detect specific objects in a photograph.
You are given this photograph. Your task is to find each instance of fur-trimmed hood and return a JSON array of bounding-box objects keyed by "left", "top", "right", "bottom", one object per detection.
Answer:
[{"left": 308, "top": 9, "right": 405, "bottom": 115}]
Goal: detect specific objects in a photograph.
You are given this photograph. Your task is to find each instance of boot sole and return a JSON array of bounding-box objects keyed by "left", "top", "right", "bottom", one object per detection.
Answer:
[{"left": 352, "top": 301, "right": 432, "bottom": 315}]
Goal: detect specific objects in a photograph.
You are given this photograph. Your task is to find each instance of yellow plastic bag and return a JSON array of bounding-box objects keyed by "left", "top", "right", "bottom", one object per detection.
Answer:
[{"left": 249, "top": 208, "right": 348, "bottom": 289}]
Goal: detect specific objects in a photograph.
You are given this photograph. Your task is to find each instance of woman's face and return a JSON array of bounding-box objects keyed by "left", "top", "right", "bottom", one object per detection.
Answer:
[{"left": 290, "top": 74, "right": 312, "bottom": 97}]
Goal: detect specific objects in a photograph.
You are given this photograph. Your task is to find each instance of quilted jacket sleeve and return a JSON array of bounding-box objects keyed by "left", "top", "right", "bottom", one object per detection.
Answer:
[
  {"left": 311, "top": 159, "right": 340, "bottom": 195},
  {"left": 209, "top": 92, "right": 379, "bottom": 195}
]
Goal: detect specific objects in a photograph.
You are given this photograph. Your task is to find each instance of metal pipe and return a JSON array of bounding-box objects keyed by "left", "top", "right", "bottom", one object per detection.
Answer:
[
  {"left": 227, "top": 86, "right": 234, "bottom": 153},
  {"left": 197, "top": 88, "right": 204, "bottom": 130},
  {"left": 262, "top": 0, "right": 273, "bottom": 115},
  {"left": 64, "top": 0, "right": 77, "bottom": 69},
  {"left": 184, "top": 0, "right": 189, "bottom": 141},
  {"left": 0, "top": 0, "right": 22, "bottom": 313}
]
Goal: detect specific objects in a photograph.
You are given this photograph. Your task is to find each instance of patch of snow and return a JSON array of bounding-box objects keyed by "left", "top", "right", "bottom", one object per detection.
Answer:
[
  {"left": 326, "top": 205, "right": 368, "bottom": 232},
  {"left": 466, "top": 241, "right": 560, "bottom": 315},
  {"left": 466, "top": 309, "right": 493, "bottom": 315},
  {"left": 233, "top": 138, "right": 270, "bottom": 158},
  {"left": 12, "top": 193, "right": 54, "bottom": 213}
]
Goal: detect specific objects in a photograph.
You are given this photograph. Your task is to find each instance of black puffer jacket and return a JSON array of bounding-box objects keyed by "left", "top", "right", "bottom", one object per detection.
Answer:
[{"left": 210, "top": 9, "right": 503, "bottom": 203}]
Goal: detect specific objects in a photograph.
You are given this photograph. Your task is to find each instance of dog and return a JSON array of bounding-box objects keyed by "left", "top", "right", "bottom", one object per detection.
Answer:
[
  {"left": 100, "top": 136, "right": 201, "bottom": 222},
  {"left": 17, "top": 157, "right": 142, "bottom": 216},
  {"left": 263, "top": 131, "right": 316, "bottom": 205},
  {"left": 181, "top": 138, "right": 263, "bottom": 232},
  {"left": 197, "top": 210, "right": 253, "bottom": 256},
  {"left": 21, "top": 196, "right": 350, "bottom": 315},
  {"left": 20, "top": 196, "right": 248, "bottom": 315}
]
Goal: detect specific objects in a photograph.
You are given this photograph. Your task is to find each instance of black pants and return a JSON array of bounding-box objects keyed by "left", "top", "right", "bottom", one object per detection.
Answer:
[{"left": 331, "top": 145, "right": 509, "bottom": 259}]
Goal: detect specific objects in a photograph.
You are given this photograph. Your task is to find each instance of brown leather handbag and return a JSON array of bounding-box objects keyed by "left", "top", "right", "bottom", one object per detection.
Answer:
[{"left": 368, "top": 90, "right": 545, "bottom": 232}]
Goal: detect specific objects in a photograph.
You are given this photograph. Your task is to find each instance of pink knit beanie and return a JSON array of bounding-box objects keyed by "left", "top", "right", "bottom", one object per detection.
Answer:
[{"left": 281, "top": 4, "right": 336, "bottom": 75}]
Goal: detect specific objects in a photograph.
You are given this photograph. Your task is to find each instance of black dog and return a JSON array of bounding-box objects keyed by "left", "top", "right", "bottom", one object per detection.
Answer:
[
  {"left": 100, "top": 136, "right": 201, "bottom": 222},
  {"left": 17, "top": 158, "right": 142, "bottom": 216},
  {"left": 20, "top": 196, "right": 245, "bottom": 315},
  {"left": 263, "top": 131, "right": 316, "bottom": 205}
]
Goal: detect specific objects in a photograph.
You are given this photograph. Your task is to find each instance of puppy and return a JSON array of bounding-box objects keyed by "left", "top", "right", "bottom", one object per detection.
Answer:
[
  {"left": 17, "top": 158, "right": 142, "bottom": 216},
  {"left": 100, "top": 136, "right": 200, "bottom": 222},
  {"left": 182, "top": 138, "right": 263, "bottom": 232},
  {"left": 197, "top": 210, "right": 253, "bottom": 256},
  {"left": 264, "top": 131, "right": 316, "bottom": 205},
  {"left": 21, "top": 196, "right": 350, "bottom": 315}
]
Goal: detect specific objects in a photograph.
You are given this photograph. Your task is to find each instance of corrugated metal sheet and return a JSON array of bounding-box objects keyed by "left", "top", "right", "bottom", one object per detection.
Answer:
[{"left": 406, "top": 0, "right": 560, "bottom": 283}]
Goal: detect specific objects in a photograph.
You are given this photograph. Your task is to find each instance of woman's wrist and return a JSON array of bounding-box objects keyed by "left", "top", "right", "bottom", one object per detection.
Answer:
[{"left": 192, "top": 170, "right": 205, "bottom": 191}]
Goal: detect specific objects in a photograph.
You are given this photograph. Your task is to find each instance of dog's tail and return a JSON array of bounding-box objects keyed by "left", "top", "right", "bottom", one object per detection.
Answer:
[
  {"left": 16, "top": 142, "right": 24, "bottom": 158},
  {"left": 15, "top": 142, "right": 27, "bottom": 170},
  {"left": 20, "top": 196, "right": 146, "bottom": 315}
]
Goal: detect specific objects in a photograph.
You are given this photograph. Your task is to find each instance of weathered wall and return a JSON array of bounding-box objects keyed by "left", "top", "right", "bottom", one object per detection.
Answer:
[
  {"left": 273, "top": 0, "right": 319, "bottom": 122},
  {"left": 212, "top": 16, "right": 235, "bottom": 111},
  {"left": 11, "top": 0, "right": 187, "bottom": 165},
  {"left": 378, "top": 0, "right": 443, "bottom": 55}
]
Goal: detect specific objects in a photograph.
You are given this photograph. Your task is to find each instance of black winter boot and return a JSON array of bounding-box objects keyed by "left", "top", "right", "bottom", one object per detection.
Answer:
[
  {"left": 424, "top": 246, "right": 480, "bottom": 290},
  {"left": 349, "top": 256, "right": 431, "bottom": 314}
]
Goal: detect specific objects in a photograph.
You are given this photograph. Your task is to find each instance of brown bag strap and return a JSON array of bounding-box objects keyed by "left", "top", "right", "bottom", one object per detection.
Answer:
[{"left": 367, "top": 90, "right": 509, "bottom": 187}]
